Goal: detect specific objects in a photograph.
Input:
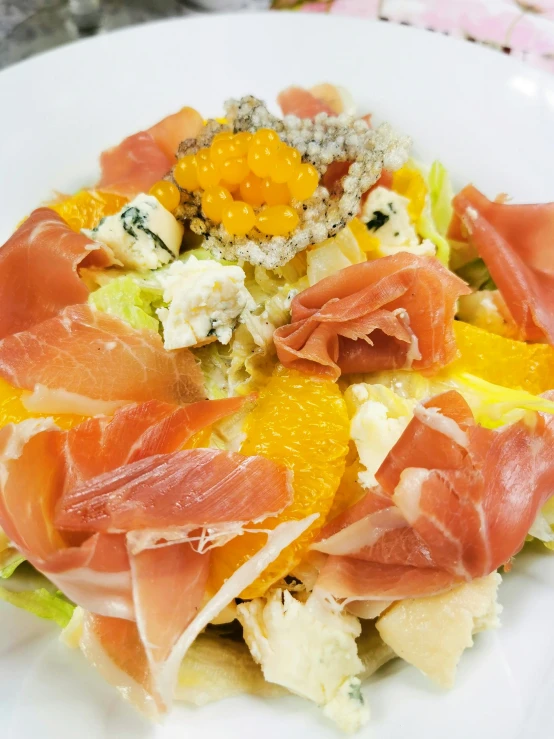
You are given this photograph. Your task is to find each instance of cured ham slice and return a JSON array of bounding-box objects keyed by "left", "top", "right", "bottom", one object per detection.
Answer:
[
  {"left": 0, "top": 209, "right": 114, "bottom": 340},
  {"left": 0, "top": 304, "right": 205, "bottom": 405},
  {"left": 313, "top": 489, "right": 437, "bottom": 569},
  {"left": 453, "top": 185, "right": 554, "bottom": 343},
  {"left": 147, "top": 106, "right": 204, "bottom": 161},
  {"left": 80, "top": 516, "right": 317, "bottom": 715},
  {"left": 0, "top": 397, "right": 299, "bottom": 715},
  {"left": 315, "top": 390, "right": 554, "bottom": 599},
  {"left": 274, "top": 253, "right": 470, "bottom": 380},
  {"left": 98, "top": 107, "right": 203, "bottom": 196},
  {"left": 55, "top": 448, "right": 293, "bottom": 536},
  {"left": 317, "top": 558, "right": 457, "bottom": 600},
  {"left": 62, "top": 397, "right": 246, "bottom": 489},
  {"left": 278, "top": 85, "right": 338, "bottom": 118},
  {"left": 0, "top": 420, "right": 134, "bottom": 618}
]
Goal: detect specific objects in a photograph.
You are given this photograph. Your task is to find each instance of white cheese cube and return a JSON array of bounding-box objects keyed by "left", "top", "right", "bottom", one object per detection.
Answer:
[
  {"left": 85, "top": 193, "right": 183, "bottom": 270},
  {"left": 344, "top": 383, "right": 416, "bottom": 488},
  {"left": 362, "top": 186, "right": 435, "bottom": 258},
  {"left": 376, "top": 572, "right": 502, "bottom": 688},
  {"left": 237, "top": 590, "right": 369, "bottom": 733},
  {"left": 157, "top": 256, "right": 255, "bottom": 350}
]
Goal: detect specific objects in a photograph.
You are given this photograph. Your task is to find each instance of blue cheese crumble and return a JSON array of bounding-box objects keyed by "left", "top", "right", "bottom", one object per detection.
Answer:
[
  {"left": 85, "top": 194, "right": 184, "bottom": 270},
  {"left": 237, "top": 590, "right": 369, "bottom": 733},
  {"left": 361, "top": 186, "right": 435, "bottom": 258},
  {"left": 157, "top": 256, "right": 255, "bottom": 350}
]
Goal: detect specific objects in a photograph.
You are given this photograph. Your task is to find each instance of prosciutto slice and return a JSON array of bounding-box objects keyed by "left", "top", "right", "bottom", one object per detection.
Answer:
[
  {"left": 274, "top": 253, "right": 470, "bottom": 380},
  {"left": 278, "top": 85, "right": 339, "bottom": 118},
  {"left": 0, "top": 394, "right": 295, "bottom": 714},
  {"left": 98, "top": 107, "right": 203, "bottom": 197},
  {"left": 0, "top": 209, "right": 114, "bottom": 340},
  {"left": 453, "top": 185, "right": 554, "bottom": 343},
  {"left": 0, "top": 304, "right": 205, "bottom": 405},
  {"left": 314, "top": 390, "right": 554, "bottom": 599}
]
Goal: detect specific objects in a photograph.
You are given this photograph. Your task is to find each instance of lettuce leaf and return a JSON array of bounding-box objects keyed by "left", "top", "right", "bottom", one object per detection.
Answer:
[
  {"left": 356, "top": 369, "right": 554, "bottom": 430},
  {"left": 89, "top": 275, "right": 160, "bottom": 332},
  {"left": 0, "top": 530, "right": 24, "bottom": 579},
  {"left": 413, "top": 160, "right": 453, "bottom": 266},
  {"left": 0, "top": 585, "right": 74, "bottom": 628},
  {"left": 529, "top": 498, "right": 554, "bottom": 551}
]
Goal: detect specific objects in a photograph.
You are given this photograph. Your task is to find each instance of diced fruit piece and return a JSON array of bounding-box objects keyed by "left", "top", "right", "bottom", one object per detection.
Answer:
[
  {"left": 262, "top": 179, "right": 291, "bottom": 206},
  {"left": 256, "top": 205, "right": 299, "bottom": 236},
  {"left": 210, "top": 139, "right": 239, "bottom": 167},
  {"left": 174, "top": 155, "right": 200, "bottom": 191},
  {"left": 222, "top": 201, "right": 256, "bottom": 236},
  {"left": 247, "top": 144, "right": 275, "bottom": 179},
  {"left": 197, "top": 160, "right": 221, "bottom": 189},
  {"left": 288, "top": 163, "right": 319, "bottom": 201},
  {"left": 148, "top": 180, "right": 180, "bottom": 212},
  {"left": 209, "top": 367, "right": 350, "bottom": 598},
  {"left": 240, "top": 173, "right": 265, "bottom": 207},
  {"left": 201, "top": 186, "right": 233, "bottom": 223},
  {"left": 270, "top": 147, "right": 300, "bottom": 184},
  {"left": 252, "top": 128, "right": 281, "bottom": 151},
  {"left": 220, "top": 157, "right": 250, "bottom": 185},
  {"left": 233, "top": 132, "right": 253, "bottom": 156}
]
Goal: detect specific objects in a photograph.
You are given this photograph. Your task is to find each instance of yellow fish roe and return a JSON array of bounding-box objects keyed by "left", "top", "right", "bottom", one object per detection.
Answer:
[
  {"left": 451, "top": 322, "right": 554, "bottom": 395},
  {"left": 49, "top": 190, "right": 128, "bottom": 232},
  {"left": 209, "top": 367, "right": 350, "bottom": 598},
  {"left": 0, "top": 378, "right": 86, "bottom": 430},
  {"left": 155, "top": 128, "right": 319, "bottom": 238}
]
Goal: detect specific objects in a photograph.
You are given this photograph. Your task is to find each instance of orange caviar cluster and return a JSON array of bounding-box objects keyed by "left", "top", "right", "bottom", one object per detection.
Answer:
[{"left": 158, "top": 129, "right": 319, "bottom": 237}]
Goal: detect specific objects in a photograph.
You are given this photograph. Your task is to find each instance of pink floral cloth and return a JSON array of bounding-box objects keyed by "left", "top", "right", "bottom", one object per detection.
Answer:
[{"left": 272, "top": 0, "right": 554, "bottom": 74}]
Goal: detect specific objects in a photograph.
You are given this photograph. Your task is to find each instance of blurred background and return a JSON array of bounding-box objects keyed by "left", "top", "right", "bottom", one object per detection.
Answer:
[{"left": 1, "top": 1, "right": 553, "bottom": 72}]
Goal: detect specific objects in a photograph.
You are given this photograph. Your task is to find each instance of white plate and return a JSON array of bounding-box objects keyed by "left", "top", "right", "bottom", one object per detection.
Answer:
[{"left": 1, "top": 11, "right": 554, "bottom": 739}]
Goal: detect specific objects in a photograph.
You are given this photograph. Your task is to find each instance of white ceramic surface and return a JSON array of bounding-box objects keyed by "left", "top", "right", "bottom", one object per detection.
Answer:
[{"left": 0, "top": 12, "right": 553, "bottom": 739}]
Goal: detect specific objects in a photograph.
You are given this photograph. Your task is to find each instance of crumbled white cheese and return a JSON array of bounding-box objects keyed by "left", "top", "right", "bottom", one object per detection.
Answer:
[
  {"left": 237, "top": 590, "right": 369, "bottom": 732},
  {"left": 362, "top": 186, "right": 435, "bottom": 258},
  {"left": 323, "top": 677, "right": 369, "bottom": 734},
  {"left": 376, "top": 572, "right": 502, "bottom": 688},
  {"left": 85, "top": 194, "right": 183, "bottom": 270},
  {"left": 157, "top": 256, "right": 255, "bottom": 350},
  {"left": 344, "top": 383, "right": 416, "bottom": 488}
]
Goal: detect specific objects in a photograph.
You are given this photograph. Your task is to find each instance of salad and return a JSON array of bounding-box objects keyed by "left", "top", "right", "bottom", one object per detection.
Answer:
[{"left": 1, "top": 82, "right": 554, "bottom": 734}]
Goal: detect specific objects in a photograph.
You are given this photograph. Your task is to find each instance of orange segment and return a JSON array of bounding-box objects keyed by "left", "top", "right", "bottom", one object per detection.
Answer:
[
  {"left": 0, "top": 378, "right": 86, "bottom": 430},
  {"left": 450, "top": 321, "right": 554, "bottom": 394},
  {"left": 209, "top": 367, "right": 350, "bottom": 598},
  {"left": 48, "top": 190, "right": 128, "bottom": 232},
  {"left": 391, "top": 166, "right": 427, "bottom": 222}
]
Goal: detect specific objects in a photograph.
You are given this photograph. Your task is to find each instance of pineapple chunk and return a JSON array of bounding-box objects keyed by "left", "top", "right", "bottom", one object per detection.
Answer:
[{"left": 376, "top": 572, "right": 502, "bottom": 687}]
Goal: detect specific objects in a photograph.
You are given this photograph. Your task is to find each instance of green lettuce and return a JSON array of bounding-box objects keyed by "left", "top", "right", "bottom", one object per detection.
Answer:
[
  {"left": 0, "top": 530, "right": 24, "bottom": 579},
  {"left": 0, "top": 585, "right": 74, "bottom": 628},
  {"left": 89, "top": 275, "right": 160, "bottom": 332},
  {"left": 412, "top": 160, "right": 453, "bottom": 266}
]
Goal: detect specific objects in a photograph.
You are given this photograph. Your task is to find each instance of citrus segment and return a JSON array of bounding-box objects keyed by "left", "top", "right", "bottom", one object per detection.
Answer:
[
  {"left": 450, "top": 321, "right": 554, "bottom": 394},
  {"left": 0, "top": 378, "right": 86, "bottom": 430},
  {"left": 209, "top": 367, "right": 350, "bottom": 598},
  {"left": 391, "top": 166, "right": 427, "bottom": 222},
  {"left": 49, "top": 190, "right": 128, "bottom": 232}
]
